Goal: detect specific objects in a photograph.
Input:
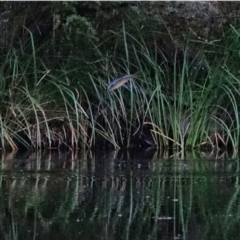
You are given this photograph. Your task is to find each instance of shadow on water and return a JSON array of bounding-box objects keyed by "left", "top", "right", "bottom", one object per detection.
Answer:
[{"left": 0, "top": 148, "right": 240, "bottom": 240}]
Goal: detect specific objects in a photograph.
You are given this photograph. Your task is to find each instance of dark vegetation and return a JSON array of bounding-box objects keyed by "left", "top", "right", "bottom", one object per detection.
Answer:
[{"left": 1, "top": 1, "right": 240, "bottom": 151}]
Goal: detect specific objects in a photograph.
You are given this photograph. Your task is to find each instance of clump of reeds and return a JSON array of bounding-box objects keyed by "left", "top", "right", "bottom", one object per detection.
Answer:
[
  {"left": 85, "top": 23, "right": 240, "bottom": 151},
  {"left": 0, "top": 31, "right": 91, "bottom": 151},
  {"left": 1, "top": 24, "right": 240, "bottom": 151}
]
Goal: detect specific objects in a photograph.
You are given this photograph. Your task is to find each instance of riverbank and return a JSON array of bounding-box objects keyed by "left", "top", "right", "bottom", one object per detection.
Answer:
[{"left": 0, "top": 2, "right": 240, "bottom": 151}]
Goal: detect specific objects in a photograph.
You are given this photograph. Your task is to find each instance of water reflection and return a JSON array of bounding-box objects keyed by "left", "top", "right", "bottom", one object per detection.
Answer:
[{"left": 0, "top": 148, "right": 240, "bottom": 240}]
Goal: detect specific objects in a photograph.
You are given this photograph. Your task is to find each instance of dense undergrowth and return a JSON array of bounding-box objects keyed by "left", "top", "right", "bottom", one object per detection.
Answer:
[{"left": 1, "top": 3, "right": 240, "bottom": 151}]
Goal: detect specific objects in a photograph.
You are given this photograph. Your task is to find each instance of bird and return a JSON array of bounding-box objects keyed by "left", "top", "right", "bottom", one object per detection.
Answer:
[{"left": 107, "top": 73, "right": 137, "bottom": 91}]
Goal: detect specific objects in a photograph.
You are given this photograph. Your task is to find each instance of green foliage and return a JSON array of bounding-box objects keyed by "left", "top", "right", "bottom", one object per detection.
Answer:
[{"left": 0, "top": 2, "right": 240, "bottom": 151}]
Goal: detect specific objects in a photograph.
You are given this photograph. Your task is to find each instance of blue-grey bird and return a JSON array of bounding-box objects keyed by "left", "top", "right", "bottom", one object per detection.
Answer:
[{"left": 108, "top": 73, "right": 137, "bottom": 91}]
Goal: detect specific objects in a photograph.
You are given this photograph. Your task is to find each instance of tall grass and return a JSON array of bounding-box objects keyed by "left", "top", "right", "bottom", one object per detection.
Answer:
[
  {"left": 86, "top": 24, "right": 240, "bottom": 151},
  {"left": 1, "top": 24, "right": 240, "bottom": 151},
  {"left": 0, "top": 37, "right": 90, "bottom": 151}
]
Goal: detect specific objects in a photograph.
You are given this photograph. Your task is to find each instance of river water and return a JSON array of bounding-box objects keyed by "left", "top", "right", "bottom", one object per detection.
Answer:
[{"left": 0, "top": 148, "right": 239, "bottom": 240}]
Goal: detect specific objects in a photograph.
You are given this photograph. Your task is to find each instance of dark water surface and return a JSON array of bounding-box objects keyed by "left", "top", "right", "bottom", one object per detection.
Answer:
[{"left": 0, "top": 148, "right": 239, "bottom": 240}]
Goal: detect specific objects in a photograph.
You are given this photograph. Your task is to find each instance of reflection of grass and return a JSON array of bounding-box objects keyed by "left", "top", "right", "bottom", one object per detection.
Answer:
[
  {"left": 2, "top": 24, "right": 240, "bottom": 151},
  {"left": 1, "top": 151, "right": 240, "bottom": 239}
]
